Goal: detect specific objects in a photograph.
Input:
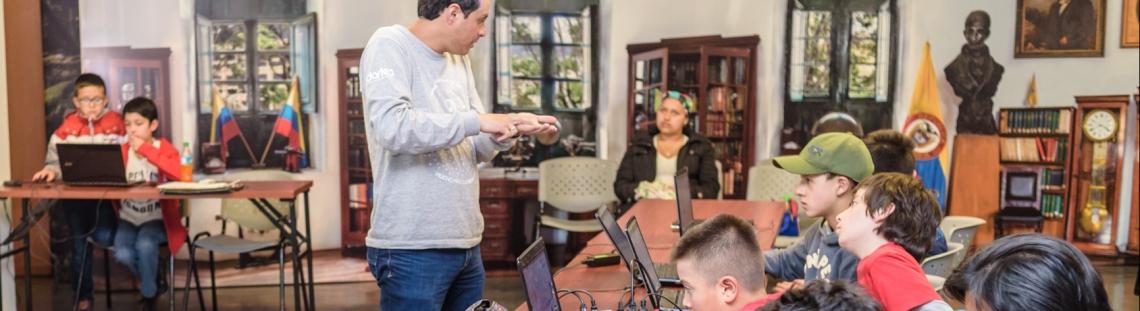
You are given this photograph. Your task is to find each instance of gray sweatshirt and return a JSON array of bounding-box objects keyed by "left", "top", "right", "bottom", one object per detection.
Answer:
[
  {"left": 361, "top": 25, "right": 513, "bottom": 250},
  {"left": 764, "top": 219, "right": 860, "bottom": 282}
]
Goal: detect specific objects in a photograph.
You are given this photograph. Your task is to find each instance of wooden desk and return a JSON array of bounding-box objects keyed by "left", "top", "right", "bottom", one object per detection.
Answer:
[
  {"left": 0, "top": 181, "right": 315, "bottom": 311},
  {"left": 516, "top": 199, "right": 784, "bottom": 311}
]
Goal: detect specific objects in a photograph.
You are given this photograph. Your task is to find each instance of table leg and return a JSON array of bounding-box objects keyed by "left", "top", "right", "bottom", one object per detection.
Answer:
[
  {"left": 289, "top": 199, "right": 301, "bottom": 311},
  {"left": 23, "top": 199, "right": 31, "bottom": 311},
  {"left": 303, "top": 190, "right": 312, "bottom": 307}
]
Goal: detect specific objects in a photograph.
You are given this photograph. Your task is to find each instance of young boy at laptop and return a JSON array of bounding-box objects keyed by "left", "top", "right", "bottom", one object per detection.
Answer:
[
  {"left": 834, "top": 173, "right": 950, "bottom": 311},
  {"left": 112, "top": 97, "right": 187, "bottom": 307},
  {"left": 670, "top": 214, "right": 775, "bottom": 311},
  {"left": 30, "top": 73, "right": 124, "bottom": 310},
  {"left": 765, "top": 133, "right": 873, "bottom": 288}
]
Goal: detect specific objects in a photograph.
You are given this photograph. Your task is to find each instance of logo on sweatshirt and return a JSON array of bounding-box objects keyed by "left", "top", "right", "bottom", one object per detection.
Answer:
[
  {"left": 805, "top": 250, "right": 832, "bottom": 279},
  {"left": 366, "top": 68, "right": 395, "bottom": 84}
]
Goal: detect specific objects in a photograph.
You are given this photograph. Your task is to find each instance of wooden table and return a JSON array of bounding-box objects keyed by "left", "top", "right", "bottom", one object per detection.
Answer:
[
  {"left": 516, "top": 199, "right": 784, "bottom": 311},
  {"left": 0, "top": 180, "right": 314, "bottom": 311}
]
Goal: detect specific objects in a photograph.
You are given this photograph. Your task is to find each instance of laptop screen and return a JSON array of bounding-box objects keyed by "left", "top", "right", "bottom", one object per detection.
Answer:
[
  {"left": 625, "top": 217, "right": 662, "bottom": 295},
  {"left": 674, "top": 167, "right": 694, "bottom": 235},
  {"left": 518, "top": 238, "right": 561, "bottom": 311},
  {"left": 596, "top": 207, "right": 636, "bottom": 269}
]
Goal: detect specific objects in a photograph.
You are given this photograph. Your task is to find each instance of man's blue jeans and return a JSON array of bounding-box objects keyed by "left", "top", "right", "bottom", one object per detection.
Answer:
[
  {"left": 368, "top": 246, "right": 485, "bottom": 311},
  {"left": 113, "top": 219, "right": 167, "bottom": 298},
  {"left": 64, "top": 199, "right": 118, "bottom": 302}
]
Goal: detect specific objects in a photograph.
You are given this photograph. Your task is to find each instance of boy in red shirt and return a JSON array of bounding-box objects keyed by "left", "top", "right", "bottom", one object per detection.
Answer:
[
  {"left": 834, "top": 173, "right": 950, "bottom": 311},
  {"left": 670, "top": 214, "right": 775, "bottom": 311}
]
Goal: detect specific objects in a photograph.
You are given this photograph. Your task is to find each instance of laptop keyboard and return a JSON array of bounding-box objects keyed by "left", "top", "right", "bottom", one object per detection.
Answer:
[
  {"left": 655, "top": 262, "right": 678, "bottom": 280},
  {"left": 658, "top": 288, "right": 686, "bottom": 310}
]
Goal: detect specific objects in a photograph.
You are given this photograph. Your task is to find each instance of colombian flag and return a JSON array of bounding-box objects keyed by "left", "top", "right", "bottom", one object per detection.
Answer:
[
  {"left": 903, "top": 43, "right": 949, "bottom": 212},
  {"left": 272, "top": 75, "right": 307, "bottom": 167},
  {"left": 210, "top": 87, "right": 240, "bottom": 157}
]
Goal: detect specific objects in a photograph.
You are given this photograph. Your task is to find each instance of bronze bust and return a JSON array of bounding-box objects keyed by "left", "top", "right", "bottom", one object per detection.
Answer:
[{"left": 945, "top": 11, "right": 1003, "bottom": 135}]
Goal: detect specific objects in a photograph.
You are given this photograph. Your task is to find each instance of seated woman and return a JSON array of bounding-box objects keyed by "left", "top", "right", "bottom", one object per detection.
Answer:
[{"left": 614, "top": 91, "right": 719, "bottom": 213}]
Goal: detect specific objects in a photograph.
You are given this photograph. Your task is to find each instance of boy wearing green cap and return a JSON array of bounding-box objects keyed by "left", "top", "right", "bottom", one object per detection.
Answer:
[{"left": 764, "top": 132, "right": 874, "bottom": 285}]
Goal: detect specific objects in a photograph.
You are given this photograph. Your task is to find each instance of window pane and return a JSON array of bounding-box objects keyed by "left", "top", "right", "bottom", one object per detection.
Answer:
[
  {"left": 510, "top": 16, "right": 541, "bottom": 43},
  {"left": 213, "top": 24, "right": 246, "bottom": 51},
  {"left": 805, "top": 65, "right": 830, "bottom": 97},
  {"left": 510, "top": 45, "right": 542, "bottom": 78},
  {"left": 257, "top": 53, "right": 291, "bottom": 81},
  {"left": 257, "top": 23, "right": 290, "bottom": 51},
  {"left": 554, "top": 81, "right": 584, "bottom": 109},
  {"left": 553, "top": 16, "right": 583, "bottom": 44},
  {"left": 554, "top": 47, "right": 583, "bottom": 79},
  {"left": 259, "top": 82, "right": 290, "bottom": 111},
  {"left": 850, "top": 12, "right": 879, "bottom": 39},
  {"left": 790, "top": 10, "right": 832, "bottom": 101},
  {"left": 806, "top": 37, "right": 831, "bottom": 63},
  {"left": 849, "top": 39, "right": 878, "bottom": 64},
  {"left": 218, "top": 83, "right": 249, "bottom": 111},
  {"left": 511, "top": 79, "right": 541, "bottom": 109},
  {"left": 849, "top": 64, "right": 877, "bottom": 98},
  {"left": 805, "top": 11, "right": 832, "bottom": 38},
  {"left": 876, "top": 2, "right": 892, "bottom": 102},
  {"left": 212, "top": 53, "right": 246, "bottom": 81},
  {"left": 496, "top": 13, "right": 512, "bottom": 105}
]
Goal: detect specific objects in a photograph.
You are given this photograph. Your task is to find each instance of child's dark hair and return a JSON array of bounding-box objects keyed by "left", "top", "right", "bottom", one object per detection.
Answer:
[
  {"left": 670, "top": 214, "right": 766, "bottom": 293},
  {"left": 123, "top": 97, "right": 158, "bottom": 122},
  {"left": 944, "top": 233, "right": 1110, "bottom": 311},
  {"left": 74, "top": 73, "right": 107, "bottom": 97},
  {"left": 863, "top": 129, "right": 916, "bottom": 175},
  {"left": 756, "top": 279, "right": 882, "bottom": 311},
  {"left": 853, "top": 172, "right": 940, "bottom": 262}
]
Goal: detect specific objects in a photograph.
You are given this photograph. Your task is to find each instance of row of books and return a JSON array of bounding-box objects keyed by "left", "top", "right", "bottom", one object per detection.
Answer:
[
  {"left": 707, "top": 57, "right": 746, "bottom": 85},
  {"left": 1041, "top": 194, "right": 1064, "bottom": 218},
  {"left": 1040, "top": 168, "right": 1066, "bottom": 191},
  {"left": 704, "top": 114, "right": 743, "bottom": 138},
  {"left": 707, "top": 87, "right": 743, "bottom": 111},
  {"left": 348, "top": 183, "right": 373, "bottom": 208},
  {"left": 668, "top": 62, "right": 700, "bottom": 86},
  {"left": 999, "top": 109, "right": 1071, "bottom": 134},
  {"left": 345, "top": 67, "right": 362, "bottom": 99},
  {"left": 999, "top": 137, "right": 1068, "bottom": 163}
]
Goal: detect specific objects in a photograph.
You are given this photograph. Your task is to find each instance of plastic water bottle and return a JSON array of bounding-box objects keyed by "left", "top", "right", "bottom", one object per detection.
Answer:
[{"left": 181, "top": 142, "right": 194, "bottom": 182}]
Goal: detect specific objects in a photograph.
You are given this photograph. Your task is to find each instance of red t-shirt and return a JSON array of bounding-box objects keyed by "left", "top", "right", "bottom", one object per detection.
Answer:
[
  {"left": 738, "top": 292, "right": 783, "bottom": 311},
  {"left": 857, "top": 242, "right": 943, "bottom": 311}
]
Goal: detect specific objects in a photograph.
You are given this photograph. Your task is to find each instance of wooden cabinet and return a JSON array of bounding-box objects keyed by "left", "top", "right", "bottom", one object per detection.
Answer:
[
  {"left": 994, "top": 107, "right": 1077, "bottom": 238},
  {"left": 337, "top": 49, "right": 370, "bottom": 256},
  {"left": 478, "top": 178, "right": 537, "bottom": 263},
  {"left": 1066, "top": 95, "right": 1131, "bottom": 256},
  {"left": 1129, "top": 91, "right": 1139, "bottom": 255},
  {"left": 626, "top": 35, "right": 760, "bottom": 199}
]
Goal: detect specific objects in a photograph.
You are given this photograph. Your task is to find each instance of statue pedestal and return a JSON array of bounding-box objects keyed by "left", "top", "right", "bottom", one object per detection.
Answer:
[{"left": 947, "top": 134, "right": 1001, "bottom": 248}]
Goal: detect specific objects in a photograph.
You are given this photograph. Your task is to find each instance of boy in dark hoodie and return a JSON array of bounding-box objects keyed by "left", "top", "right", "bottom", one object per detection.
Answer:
[
  {"left": 31, "top": 73, "right": 124, "bottom": 311},
  {"left": 765, "top": 132, "right": 873, "bottom": 286}
]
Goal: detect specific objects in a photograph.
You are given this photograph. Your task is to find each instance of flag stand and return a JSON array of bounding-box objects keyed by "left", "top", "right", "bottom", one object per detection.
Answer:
[{"left": 258, "top": 130, "right": 278, "bottom": 166}]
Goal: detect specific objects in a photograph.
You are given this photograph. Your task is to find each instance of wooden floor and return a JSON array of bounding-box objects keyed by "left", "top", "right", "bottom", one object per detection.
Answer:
[{"left": 22, "top": 259, "right": 1137, "bottom": 311}]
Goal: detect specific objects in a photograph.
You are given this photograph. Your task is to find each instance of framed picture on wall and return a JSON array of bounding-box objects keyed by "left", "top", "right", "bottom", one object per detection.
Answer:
[
  {"left": 1124, "top": 0, "right": 1139, "bottom": 48},
  {"left": 1015, "top": 0, "right": 1107, "bottom": 58}
]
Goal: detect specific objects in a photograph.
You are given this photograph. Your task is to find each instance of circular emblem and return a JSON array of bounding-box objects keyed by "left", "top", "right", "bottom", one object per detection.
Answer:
[{"left": 903, "top": 113, "right": 947, "bottom": 160}]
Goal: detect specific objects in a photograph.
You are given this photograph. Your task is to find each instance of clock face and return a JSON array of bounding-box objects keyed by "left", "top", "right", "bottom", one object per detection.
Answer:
[{"left": 1083, "top": 109, "right": 1117, "bottom": 142}]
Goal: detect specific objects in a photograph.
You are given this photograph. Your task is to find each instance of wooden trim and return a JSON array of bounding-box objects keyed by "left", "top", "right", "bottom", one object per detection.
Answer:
[
  {"left": 4, "top": 0, "right": 51, "bottom": 276},
  {"left": 626, "top": 35, "right": 760, "bottom": 54}
]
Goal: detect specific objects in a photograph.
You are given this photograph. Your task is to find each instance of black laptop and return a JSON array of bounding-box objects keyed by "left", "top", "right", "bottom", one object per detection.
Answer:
[
  {"left": 518, "top": 237, "right": 561, "bottom": 311},
  {"left": 57, "top": 143, "right": 140, "bottom": 187},
  {"left": 670, "top": 167, "right": 750, "bottom": 235},
  {"left": 626, "top": 217, "right": 688, "bottom": 311},
  {"left": 595, "top": 207, "right": 682, "bottom": 287}
]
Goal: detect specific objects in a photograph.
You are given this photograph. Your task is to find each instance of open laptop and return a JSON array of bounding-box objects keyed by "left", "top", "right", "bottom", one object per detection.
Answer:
[
  {"left": 595, "top": 207, "right": 682, "bottom": 287},
  {"left": 626, "top": 217, "right": 688, "bottom": 311},
  {"left": 57, "top": 144, "right": 139, "bottom": 187},
  {"left": 670, "top": 167, "right": 750, "bottom": 235},
  {"left": 518, "top": 237, "right": 561, "bottom": 311}
]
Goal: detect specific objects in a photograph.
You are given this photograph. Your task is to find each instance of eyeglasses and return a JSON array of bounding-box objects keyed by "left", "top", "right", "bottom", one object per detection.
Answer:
[{"left": 77, "top": 97, "right": 106, "bottom": 106}]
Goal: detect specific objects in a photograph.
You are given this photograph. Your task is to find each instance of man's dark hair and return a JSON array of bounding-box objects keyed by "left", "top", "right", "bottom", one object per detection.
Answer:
[
  {"left": 853, "top": 172, "right": 940, "bottom": 262},
  {"left": 669, "top": 214, "right": 766, "bottom": 293},
  {"left": 863, "top": 129, "right": 916, "bottom": 175},
  {"left": 418, "top": 0, "right": 481, "bottom": 20},
  {"left": 122, "top": 97, "right": 158, "bottom": 122},
  {"left": 944, "top": 233, "right": 1111, "bottom": 311},
  {"left": 757, "top": 279, "right": 882, "bottom": 311},
  {"left": 74, "top": 73, "right": 107, "bottom": 97}
]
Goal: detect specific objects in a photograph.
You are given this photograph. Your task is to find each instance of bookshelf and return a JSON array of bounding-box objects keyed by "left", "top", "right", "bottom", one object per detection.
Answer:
[
  {"left": 337, "top": 48, "right": 370, "bottom": 257},
  {"left": 996, "top": 107, "right": 1077, "bottom": 238},
  {"left": 626, "top": 35, "right": 760, "bottom": 199}
]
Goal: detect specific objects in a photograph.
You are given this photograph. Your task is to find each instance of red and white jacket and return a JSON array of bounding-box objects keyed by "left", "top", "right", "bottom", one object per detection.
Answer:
[
  {"left": 113, "top": 139, "right": 188, "bottom": 253},
  {"left": 42, "top": 109, "right": 125, "bottom": 174}
]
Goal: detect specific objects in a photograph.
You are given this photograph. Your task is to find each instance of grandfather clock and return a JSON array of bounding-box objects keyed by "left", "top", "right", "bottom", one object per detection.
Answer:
[{"left": 1066, "top": 95, "right": 1131, "bottom": 255}]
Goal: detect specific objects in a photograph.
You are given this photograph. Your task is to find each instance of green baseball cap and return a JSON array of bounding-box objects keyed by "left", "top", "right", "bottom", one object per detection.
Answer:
[{"left": 772, "top": 132, "right": 874, "bottom": 182}]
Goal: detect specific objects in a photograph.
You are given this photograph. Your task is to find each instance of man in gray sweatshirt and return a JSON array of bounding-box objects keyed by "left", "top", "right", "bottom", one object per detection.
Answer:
[{"left": 360, "top": 0, "right": 557, "bottom": 309}]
